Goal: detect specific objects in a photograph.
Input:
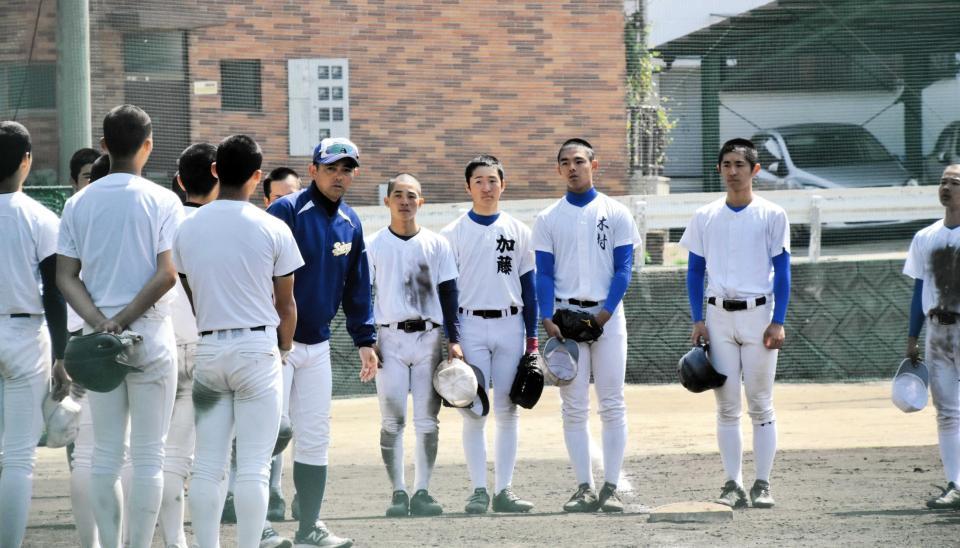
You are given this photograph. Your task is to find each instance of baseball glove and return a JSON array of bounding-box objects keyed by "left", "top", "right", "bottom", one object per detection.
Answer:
[{"left": 552, "top": 309, "right": 603, "bottom": 343}]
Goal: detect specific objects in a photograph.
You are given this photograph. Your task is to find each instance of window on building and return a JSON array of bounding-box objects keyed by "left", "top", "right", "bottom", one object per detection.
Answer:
[
  {"left": 221, "top": 59, "right": 262, "bottom": 112},
  {"left": 288, "top": 58, "right": 349, "bottom": 156},
  {"left": 0, "top": 63, "right": 55, "bottom": 111}
]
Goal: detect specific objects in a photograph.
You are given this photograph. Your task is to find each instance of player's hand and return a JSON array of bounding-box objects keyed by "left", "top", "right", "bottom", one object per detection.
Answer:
[
  {"left": 51, "top": 359, "right": 71, "bottom": 401},
  {"left": 595, "top": 309, "right": 612, "bottom": 327},
  {"left": 690, "top": 321, "right": 710, "bottom": 346},
  {"left": 763, "top": 323, "right": 785, "bottom": 350},
  {"left": 906, "top": 336, "right": 920, "bottom": 363},
  {"left": 358, "top": 346, "right": 379, "bottom": 383},
  {"left": 279, "top": 345, "right": 293, "bottom": 365},
  {"left": 542, "top": 318, "right": 563, "bottom": 341},
  {"left": 95, "top": 319, "right": 123, "bottom": 334},
  {"left": 447, "top": 342, "right": 464, "bottom": 362}
]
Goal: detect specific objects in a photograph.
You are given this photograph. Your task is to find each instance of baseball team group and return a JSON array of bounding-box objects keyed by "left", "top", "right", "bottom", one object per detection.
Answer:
[{"left": 0, "top": 103, "right": 958, "bottom": 548}]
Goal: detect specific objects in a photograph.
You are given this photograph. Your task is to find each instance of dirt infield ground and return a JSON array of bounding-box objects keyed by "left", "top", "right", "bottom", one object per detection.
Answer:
[{"left": 23, "top": 382, "right": 957, "bottom": 547}]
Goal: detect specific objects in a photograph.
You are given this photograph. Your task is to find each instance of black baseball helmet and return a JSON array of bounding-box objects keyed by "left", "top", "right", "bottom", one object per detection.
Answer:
[
  {"left": 678, "top": 343, "right": 726, "bottom": 393},
  {"left": 64, "top": 332, "right": 140, "bottom": 393}
]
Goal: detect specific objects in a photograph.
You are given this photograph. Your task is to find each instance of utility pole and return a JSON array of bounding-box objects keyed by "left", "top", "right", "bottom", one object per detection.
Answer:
[{"left": 57, "top": 0, "right": 91, "bottom": 185}]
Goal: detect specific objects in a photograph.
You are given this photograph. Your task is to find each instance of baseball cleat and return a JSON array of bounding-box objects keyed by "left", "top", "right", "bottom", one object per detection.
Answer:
[
  {"left": 268, "top": 491, "right": 287, "bottom": 522},
  {"left": 293, "top": 521, "right": 352, "bottom": 548},
  {"left": 927, "top": 482, "right": 960, "bottom": 509},
  {"left": 715, "top": 480, "right": 748, "bottom": 509},
  {"left": 409, "top": 489, "right": 444, "bottom": 516},
  {"left": 386, "top": 490, "right": 410, "bottom": 517},
  {"left": 750, "top": 480, "right": 775, "bottom": 509},
  {"left": 221, "top": 494, "right": 237, "bottom": 524},
  {"left": 562, "top": 483, "right": 600, "bottom": 513},
  {"left": 260, "top": 526, "right": 293, "bottom": 548},
  {"left": 598, "top": 482, "right": 624, "bottom": 513},
  {"left": 492, "top": 487, "right": 534, "bottom": 513},
  {"left": 464, "top": 487, "right": 490, "bottom": 514}
]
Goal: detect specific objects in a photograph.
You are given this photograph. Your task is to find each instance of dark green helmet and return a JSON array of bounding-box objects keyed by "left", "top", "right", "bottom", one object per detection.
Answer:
[{"left": 64, "top": 332, "right": 141, "bottom": 393}]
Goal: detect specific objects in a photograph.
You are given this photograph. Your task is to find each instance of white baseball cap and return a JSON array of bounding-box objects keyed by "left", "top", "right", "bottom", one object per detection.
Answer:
[
  {"left": 891, "top": 358, "right": 929, "bottom": 413},
  {"left": 542, "top": 337, "right": 579, "bottom": 386}
]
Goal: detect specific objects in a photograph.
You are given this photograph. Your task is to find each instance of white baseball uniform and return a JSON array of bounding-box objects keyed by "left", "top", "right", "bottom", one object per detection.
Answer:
[
  {"left": 0, "top": 191, "right": 56, "bottom": 546},
  {"left": 679, "top": 195, "right": 790, "bottom": 486},
  {"left": 440, "top": 211, "right": 533, "bottom": 493},
  {"left": 174, "top": 199, "right": 303, "bottom": 548},
  {"left": 904, "top": 220, "right": 960, "bottom": 485},
  {"left": 58, "top": 172, "right": 183, "bottom": 548},
  {"left": 532, "top": 192, "right": 641, "bottom": 488},
  {"left": 366, "top": 226, "right": 457, "bottom": 493}
]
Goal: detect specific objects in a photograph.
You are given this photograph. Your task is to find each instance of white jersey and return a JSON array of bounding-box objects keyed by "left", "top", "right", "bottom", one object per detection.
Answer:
[
  {"left": 366, "top": 227, "right": 458, "bottom": 325},
  {"left": 58, "top": 173, "right": 184, "bottom": 310},
  {"left": 0, "top": 191, "right": 59, "bottom": 314},
  {"left": 170, "top": 205, "right": 199, "bottom": 345},
  {"left": 679, "top": 195, "right": 790, "bottom": 299},
  {"left": 531, "top": 192, "right": 641, "bottom": 302},
  {"left": 904, "top": 220, "right": 960, "bottom": 315},
  {"left": 173, "top": 200, "right": 304, "bottom": 332},
  {"left": 440, "top": 211, "right": 533, "bottom": 310}
]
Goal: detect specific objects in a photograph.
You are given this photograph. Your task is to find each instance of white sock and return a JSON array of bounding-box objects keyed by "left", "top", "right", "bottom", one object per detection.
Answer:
[
  {"left": 462, "top": 414, "right": 488, "bottom": 490},
  {"left": 563, "top": 427, "right": 593, "bottom": 487},
  {"left": 717, "top": 422, "right": 743, "bottom": 486},
  {"left": 158, "top": 471, "right": 187, "bottom": 547},
  {"left": 119, "top": 462, "right": 133, "bottom": 547},
  {"left": 126, "top": 476, "right": 164, "bottom": 548},
  {"left": 601, "top": 418, "right": 627, "bottom": 486},
  {"left": 494, "top": 411, "right": 519, "bottom": 493},
  {"left": 70, "top": 467, "right": 101, "bottom": 548},
  {"left": 90, "top": 473, "right": 123, "bottom": 548},
  {"left": 414, "top": 431, "right": 438, "bottom": 492},
  {"left": 235, "top": 480, "right": 270, "bottom": 548},
  {"left": 939, "top": 430, "right": 960, "bottom": 485},
  {"left": 188, "top": 476, "right": 222, "bottom": 548},
  {"left": 0, "top": 467, "right": 33, "bottom": 548},
  {"left": 753, "top": 421, "right": 777, "bottom": 482},
  {"left": 269, "top": 455, "right": 283, "bottom": 494}
]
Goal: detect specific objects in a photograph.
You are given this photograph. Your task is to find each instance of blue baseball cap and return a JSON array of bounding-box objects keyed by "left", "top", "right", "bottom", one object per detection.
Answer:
[{"left": 313, "top": 137, "right": 360, "bottom": 167}]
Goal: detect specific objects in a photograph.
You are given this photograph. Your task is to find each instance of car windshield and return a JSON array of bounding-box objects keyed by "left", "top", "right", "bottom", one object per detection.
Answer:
[{"left": 783, "top": 127, "right": 894, "bottom": 168}]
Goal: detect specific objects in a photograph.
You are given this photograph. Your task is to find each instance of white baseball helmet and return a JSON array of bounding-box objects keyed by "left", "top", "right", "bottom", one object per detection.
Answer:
[
  {"left": 434, "top": 358, "right": 479, "bottom": 408},
  {"left": 542, "top": 337, "right": 579, "bottom": 386},
  {"left": 42, "top": 392, "right": 82, "bottom": 448},
  {"left": 891, "top": 358, "right": 929, "bottom": 413}
]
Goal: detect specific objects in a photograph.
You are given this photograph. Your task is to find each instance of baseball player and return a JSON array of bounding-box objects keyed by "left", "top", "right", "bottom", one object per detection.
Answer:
[
  {"left": 368, "top": 173, "right": 462, "bottom": 517},
  {"left": 680, "top": 138, "right": 791, "bottom": 509},
  {"left": 0, "top": 121, "right": 68, "bottom": 547},
  {"left": 904, "top": 163, "right": 960, "bottom": 509},
  {"left": 267, "top": 137, "right": 377, "bottom": 547},
  {"left": 532, "top": 138, "right": 641, "bottom": 513},
  {"left": 157, "top": 142, "right": 218, "bottom": 548},
  {"left": 174, "top": 134, "right": 303, "bottom": 548},
  {"left": 263, "top": 166, "right": 302, "bottom": 208},
  {"left": 439, "top": 155, "right": 537, "bottom": 514},
  {"left": 69, "top": 147, "right": 100, "bottom": 191},
  {"left": 57, "top": 104, "right": 183, "bottom": 548}
]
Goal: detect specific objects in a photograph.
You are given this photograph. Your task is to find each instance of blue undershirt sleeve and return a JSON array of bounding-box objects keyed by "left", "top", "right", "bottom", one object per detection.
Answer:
[
  {"left": 603, "top": 244, "right": 634, "bottom": 314},
  {"left": 772, "top": 251, "right": 791, "bottom": 325},
  {"left": 686, "top": 252, "right": 706, "bottom": 323},
  {"left": 520, "top": 270, "right": 538, "bottom": 339},
  {"left": 438, "top": 278, "right": 461, "bottom": 343},
  {"left": 535, "top": 251, "right": 556, "bottom": 320},
  {"left": 909, "top": 279, "right": 925, "bottom": 338}
]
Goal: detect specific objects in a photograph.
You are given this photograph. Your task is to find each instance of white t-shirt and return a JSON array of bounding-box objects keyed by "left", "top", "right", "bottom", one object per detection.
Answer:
[
  {"left": 904, "top": 219, "right": 960, "bottom": 315},
  {"left": 173, "top": 200, "right": 304, "bottom": 332},
  {"left": 0, "top": 192, "right": 59, "bottom": 314},
  {"left": 366, "top": 227, "right": 458, "bottom": 325},
  {"left": 531, "top": 192, "right": 641, "bottom": 302},
  {"left": 58, "top": 173, "right": 184, "bottom": 310},
  {"left": 170, "top": 205, "right": 199, "bottom": 345},
  {"left": 440, "top": 211, "right": 534, "bottom": 310},
  {"left": 679, "top": 195, "right": 790, "bottom": 299}
]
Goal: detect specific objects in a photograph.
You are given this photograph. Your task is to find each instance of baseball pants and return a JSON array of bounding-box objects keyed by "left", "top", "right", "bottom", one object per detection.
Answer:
[
  {"left": 706, "top": 301, "right": 779, "bottom": 485},
  {"left": 926, "top": 317, "right": 960, "bottom": 485},
  {"left": 558, "top": 303, "right": 628, "bottom": 488},
  {"left": 189, "top": 327, "right": 282, "bottom": 548},
  {"left": 159, "top": 342, "right": 196, "bottom": 548},
  {"left": 376, "top": 326, "right": 442, "bottom": 492},
  {"left": 85, "top": 305, "right": 177, "bottom": 548},
  {"left": 457, "top": 312, "right": 524, "bottom": 493},
  {"left": 0, "top": 314, "right": 50, "bottom": 548},
  {"left": 287, "top": 341, "right": 332, "bottom": 466}
]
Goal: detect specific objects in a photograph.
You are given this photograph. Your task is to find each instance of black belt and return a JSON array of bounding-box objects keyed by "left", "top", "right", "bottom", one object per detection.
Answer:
[
  {"left": 10, "top": 313, "right": 31, "bottom": 318},
  {"left": 200, "top": 325, "right": 266, "bottom": 337},
  {"left": 459, "top": 306, "right": 519, "bottom": 319},
  {"left": 708, "top": 296, "right": 767, "bottom": 311},
  {"left": 381, "top": 319, "right": 437, "bottom": 333},
  {"left": 929, "top": 310, "right": 959, "bottom": 325},
  {"left": 556, "top": 298, "right": 600, "bottom": 308}
]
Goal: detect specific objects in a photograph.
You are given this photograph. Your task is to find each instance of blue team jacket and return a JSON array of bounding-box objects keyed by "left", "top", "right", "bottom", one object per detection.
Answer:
[{"left": 266, "top": 183, "right": 376, "bottom": 347}]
